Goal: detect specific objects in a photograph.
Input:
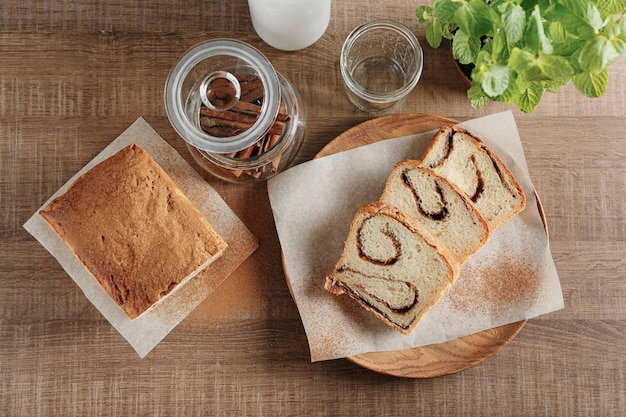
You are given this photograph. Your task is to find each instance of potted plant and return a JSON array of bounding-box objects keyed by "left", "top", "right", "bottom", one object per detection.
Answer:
[{"left": 416, "top": 0, "right": 626, "bottom": 113}]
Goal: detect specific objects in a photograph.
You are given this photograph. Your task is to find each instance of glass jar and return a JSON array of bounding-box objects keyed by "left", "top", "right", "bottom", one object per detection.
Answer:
[
  {"left": 164, "top": 39, "right": 306, "bottom": 183},
  {"left": 340, "top": 20, "right": 423, "bottom": 113}
]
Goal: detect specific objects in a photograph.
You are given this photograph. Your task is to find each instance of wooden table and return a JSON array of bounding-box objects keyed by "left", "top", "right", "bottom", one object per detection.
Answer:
[{"left": 2, "top": 1, "right": 624, "bottom": 415}]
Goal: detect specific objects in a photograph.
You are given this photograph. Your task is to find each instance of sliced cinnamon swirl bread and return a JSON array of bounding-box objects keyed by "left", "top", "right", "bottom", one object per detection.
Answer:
[
  {"left": 324, "top": 202, "right": 461, "bottom": 335},
  {"left": 381, "top": 161, "right": 489, "bottom": 262},
  {"left": 419, "top": 125, "right": 526, "bottom": 230}
]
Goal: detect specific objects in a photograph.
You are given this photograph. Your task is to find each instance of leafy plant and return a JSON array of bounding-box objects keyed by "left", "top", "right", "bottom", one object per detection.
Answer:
[{"left": 416, "top": 0, "right": 626, "bottom": 112}]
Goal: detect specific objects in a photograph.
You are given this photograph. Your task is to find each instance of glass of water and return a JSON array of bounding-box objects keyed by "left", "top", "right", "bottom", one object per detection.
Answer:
[{"left": 340, "top": 20, "right": 423, "bottom": 113}]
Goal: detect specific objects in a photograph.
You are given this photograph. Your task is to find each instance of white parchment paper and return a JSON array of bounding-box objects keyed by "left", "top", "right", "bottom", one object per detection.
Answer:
[
  {"left": 267, "top": 111, "right": 564, "bottom": 361},
  {"left": 24, "top": 117, "right": 258, "bottom": 358}
]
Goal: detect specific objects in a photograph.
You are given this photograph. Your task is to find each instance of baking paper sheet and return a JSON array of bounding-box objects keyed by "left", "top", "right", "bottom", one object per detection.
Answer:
[
  {"left": 267, "top": 111, "right": 564, "bottom": 362},
  {"left": 24, "top": 117, "right": 258, "bottom": 358}
]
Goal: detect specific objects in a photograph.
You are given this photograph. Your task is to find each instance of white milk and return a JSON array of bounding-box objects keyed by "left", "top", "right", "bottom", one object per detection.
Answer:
[{"left": 248, "top": 0, "right": 331, "bottom": 51}]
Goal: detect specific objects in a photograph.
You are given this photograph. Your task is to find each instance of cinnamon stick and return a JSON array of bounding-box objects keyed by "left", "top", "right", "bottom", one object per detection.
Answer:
[
  {"left": 200, "top": 107, "right": 259, "bottom": 126},
  {"left": 200, "top": 114, "right": 285, "bottom": 136},
  {"left": 197, "top": 73, "right": 290, "bottom": 180}
]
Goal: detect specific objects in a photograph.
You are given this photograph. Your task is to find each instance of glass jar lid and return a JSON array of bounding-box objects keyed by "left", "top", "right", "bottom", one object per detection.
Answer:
[{"left": 164, "top": 39, "right": 281, "bottom": 154}]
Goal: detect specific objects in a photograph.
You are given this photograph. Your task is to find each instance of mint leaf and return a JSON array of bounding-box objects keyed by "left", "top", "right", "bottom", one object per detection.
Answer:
[
  {"left": 587, "top": 6, "right": 606, "bottom": 32},
  {"left": 544, "top": 78, "right": 570, "bottom": 93},
  {"left": 426, "top": 20, "right": 445, "bottom": 48},
  {"left": 493, "top": 72, "right": 518, "bottom": 104},
  {"left": 538, "top": 54, "right": 575, "bottom": 79},
  {"left": 514, "top": 81, "right": 544, "bottom": 113},
  {"left": 573, "top": 69, "right": 609, "bottom": 97},
  {"left": 508, "top": 48, "right": 547, "bottom": 81},
  {"left": 453, "top": 0, "right": 493, "bottom": 37},
  {"left": 578, "top": 1, "right": 604, "bottom": 32},
  {"left": 452, "top": 29, "right": 482, "bottom": 64},
  {"left": 557, "top": 0, "right": 595, "bottom": 18},
  {"left": 490, "top": 24, "right": 510, "bottom": 60},
  {"left": 508, "top": 47, "right": 536, "bottom": 72},
  {"left": 501, "top": 3, "right": 526, "bottom": 43},
  {"left": 481, "top": 64, "right": 510, "bottom": 97},
  {"left": 526, "top": 6, "right": 553, "bottom": 54},
  {"left": 416, "top": 5, "right": 434, "bottom": 23},
  {"left": 435, "top": 0, "right": 460, "bottom": 22},
  {"left": 467, "top": 84, "right": 490, "bottom": 108},
  {"left": 579, "top": 35, "right": 619, "bottom": 71},
  {"left": 550, "top": 21, "right": 585, "bottom": 56},
  {"left": 605, "top": 17, "right": 626, "bottom": 54},
  {"left": 441, "top": 22, "right": 459, "bottom": 40},
  {"left": 596, "top": 0, "right": 626, "bottom": 17},
  {"left": 547, "top": 3, "right": 596, "bottom": 39},
  {"left": 548, "top": 21, "right": 568, "bottom": 44},
  {"left": 613, "top": 36, "right": 626, "bottom": 55}
]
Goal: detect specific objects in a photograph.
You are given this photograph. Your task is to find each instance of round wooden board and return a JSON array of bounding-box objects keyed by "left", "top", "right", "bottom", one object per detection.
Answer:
[{"left": 316, "top": 113, "right": 527, "bottom": 378}]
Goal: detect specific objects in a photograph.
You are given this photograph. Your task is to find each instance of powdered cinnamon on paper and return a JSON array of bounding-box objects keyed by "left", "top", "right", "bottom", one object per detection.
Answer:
[{"left": 448, "top": 255, "right": 542, "bottom": 318}]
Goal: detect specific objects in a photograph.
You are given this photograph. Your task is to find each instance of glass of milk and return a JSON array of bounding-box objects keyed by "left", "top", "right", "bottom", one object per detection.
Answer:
[{"left": 247, "top": 0, "right": 331, "bottom": 51}]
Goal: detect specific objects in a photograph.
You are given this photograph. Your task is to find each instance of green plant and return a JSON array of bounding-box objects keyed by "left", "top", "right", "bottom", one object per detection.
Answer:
[{"left": 416, "top": 0, "right": 626, "bottom": 112}]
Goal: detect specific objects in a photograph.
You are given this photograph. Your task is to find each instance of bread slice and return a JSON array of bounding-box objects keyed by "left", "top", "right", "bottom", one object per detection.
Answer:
[
  {"left": 381, "top": 161, "right": 490, "bottom": 262},
  {"left": 324, "top": 202, "right": 461, "bottom": 335},
  {"left": 40, "top": 144, "right": 228, "bottom": 319},
  {"left": 418, "top": 125, "right": 526, "bottom": 230}
]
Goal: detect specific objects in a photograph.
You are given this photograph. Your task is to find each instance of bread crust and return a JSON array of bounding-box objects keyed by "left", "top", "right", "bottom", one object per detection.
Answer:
[
  {"left": 381, "top": 160, "right": 491, "bottom": 262},
  {"left": 324, "top": 124, "right": 527, "bottom": 336},
  {"left": 419, "top": 125, "right": 526, "bottom": 230},
  {"left": 40, "top": 144, "right": 227, "bottom": 319},
  {"left": 324, "top": 202, "right": 461, "bottom": 335}
]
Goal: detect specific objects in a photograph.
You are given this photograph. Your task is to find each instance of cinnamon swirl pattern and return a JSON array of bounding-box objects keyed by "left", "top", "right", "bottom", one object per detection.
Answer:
[
  {"left": 401, "top": 169, "right": 448, "bottom": 221},
  {"left": 324, "top": 125, "right": 526, "bottom": 335},
  {"left": 381, "top": 161, "right": 490, "bottom": 262},
  {"left": 419, "top": 126, "right": 526, "bottom": 230},
  {"left": 324, "top": 202, "right": 460, "bottom": 335}
]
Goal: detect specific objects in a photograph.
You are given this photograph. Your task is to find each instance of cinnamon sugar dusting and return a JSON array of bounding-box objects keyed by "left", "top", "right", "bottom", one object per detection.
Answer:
[
  {"left": 192, "top": 262, "right": 265, "bottom": 322},
  {"left": 448, "top": 254, "right": 542, "bottom": 317},
  {"left": 311, "top": 334, "right": 349, "bottom": 361},
  {"left": 308, "top": 295, "right": 366, "bottom": 361},
  {"left": 167, "top": 241, "right": 262, "bottom": 327}
]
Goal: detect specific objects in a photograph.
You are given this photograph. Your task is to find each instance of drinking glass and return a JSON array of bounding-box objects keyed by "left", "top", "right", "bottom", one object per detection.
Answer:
[{"left": 340, "top": 20, "right": 423, "bottom": 113}]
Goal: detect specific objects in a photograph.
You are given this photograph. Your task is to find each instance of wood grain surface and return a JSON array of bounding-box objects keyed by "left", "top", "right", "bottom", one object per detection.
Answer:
[
  {"left": 315, "top": 113, "right": 458, "bottom": 157},
  {"left": 1, "top": 1, "right": 625, "bottom": 416}
]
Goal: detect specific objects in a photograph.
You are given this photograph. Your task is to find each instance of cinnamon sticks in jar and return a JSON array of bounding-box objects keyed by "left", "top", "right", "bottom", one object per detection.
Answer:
[{"left": 198, "top": 73, "right": 290, "bottom": 179}]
